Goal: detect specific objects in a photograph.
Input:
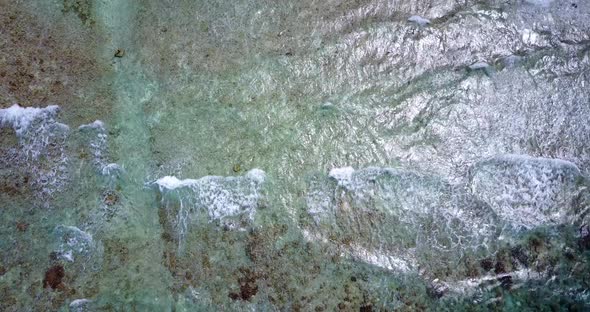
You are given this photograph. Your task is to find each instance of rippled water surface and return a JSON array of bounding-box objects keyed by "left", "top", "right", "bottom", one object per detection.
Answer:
[{"left": 1, "top": 0, "right": 590, "bottom": 311}]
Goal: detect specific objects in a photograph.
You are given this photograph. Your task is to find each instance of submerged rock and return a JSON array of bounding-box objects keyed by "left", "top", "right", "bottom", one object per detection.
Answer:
[
  {"left": 53, "top": 225, "right": 103, "bottom": 268},
  {"left": 469, "top": 155, "right": 587, "bottom": 230},
  {"left": 305, "top": 167, "right": 498, "bottom": 276},
  {"left": 114, "top": 48, "right": 125, "bottom": 58},
  {"left": 43, "top": 264, "right": 65, "bottom": 290}
]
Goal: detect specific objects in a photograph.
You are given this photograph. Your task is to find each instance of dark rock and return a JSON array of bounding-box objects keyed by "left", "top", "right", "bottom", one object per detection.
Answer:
[
  {"left": 428, "top": 287, "right": 444, "bottom": 299},
  {"left": 161, "top": 232, "right": 172, "bottom": 242},
  {"left": 16, "top": 221, "right": 29, "bottom": 232},
  {"left": 529, "top": 235, "right": 544, "bottom": 252},
  {"left": 43, "top": 265, "right": 65, "bottom": 289},
  {"left": 360, "top": 305, "right": 373, "bottom": 312},
  {"left": 494, "top": 261, "right": 506, "bottom": 274},
  {"left": 511, "top": 246, "right": 529, "bottom": 266},
  {"left": 480, "top": 258, "right": 494, "bottom": 271},
  {"left": 228, "top": 292, "right": 240, "bottom": 300},
  {"left": 239, "top": 279, "right": 258, "bottom": 301},
  {"left": 498, "top": 275, "right": 513, "bottom": 289},
  {"left": 114, "top": 49, "right": 125, "bottom": 58},
  {"left": 579, "top": 225, "right": 590, "bottom": 250},
  {"left": 229, "top": 268, "right": 259, "bottom": 301},
  {"left": 102, "top": 191, "right": 119, "bottom": 206}
]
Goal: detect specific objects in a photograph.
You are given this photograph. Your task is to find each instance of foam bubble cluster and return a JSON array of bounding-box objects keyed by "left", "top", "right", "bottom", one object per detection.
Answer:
[
  {"left": 0, "top": 104, "right": 70, "bottom": 197},
  {"left": 53, "top": 225, "right": 103, "bottom": 270},
  {"left": 79, "top": 120, "right": 123, "bottom": 180},
  {"left": 155, "top": 169, "right": 266, "bottom": 248}
]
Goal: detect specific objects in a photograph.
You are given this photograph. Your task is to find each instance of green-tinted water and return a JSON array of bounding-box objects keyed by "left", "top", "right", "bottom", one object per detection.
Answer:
[{"left": 1, "top": 0, "right": 589, "bottom": 311}]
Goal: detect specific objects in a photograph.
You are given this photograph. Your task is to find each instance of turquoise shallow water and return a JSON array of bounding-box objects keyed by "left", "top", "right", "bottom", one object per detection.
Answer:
[{"left": 1, "top": 0, "right": 590, "bottom": 311}]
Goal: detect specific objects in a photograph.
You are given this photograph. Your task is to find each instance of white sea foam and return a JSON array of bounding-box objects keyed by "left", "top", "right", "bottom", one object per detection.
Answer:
[
  {"left": 101, "top": 163, "right": 123, "bottom": 176},
  {"left": 348, "top": 244, "right": 414, "bottom": 273},
  {"left": 328, "top": 166, "right": 355, "bottom": 186},
  {"left": 469, "top": 62, "right": 490, "bottom": 70},
  {"left": 445, "top": 268, "right": 543, "bottom": 295},
  {"left": 79, "top": 120, "right": 122, "bottom": 179},
  {"left": 408, "top": 15, "right": 430, "bottom": 26},
  {"left": 0, "top": 104, "right": 61, "bottom": 136},
  {"left": 0, "top": 104, "right": 70, "bottom": 197},
  {"left": 155, "top": 169, "right": 267, "bottom": 248},
  {"left": 245, "top": 168, "right": 266, "bottom": 184},
  {"left": 78, "top": 120, "right": 105, "bottom": 130},
  {"left": 155, "top": 175, "right": 198, "bottom": 190},
  {"left": 156, "top": 169, "right": 266, "bottom": 192},
  {"left": 69, "top": 299, "right": 93, "bottom": 312},
  {"left": 54, "top": 225, "right": 100, "bottom": 264},
  {"left": 62, "top": 250, "right": 74, "bottom": 262},
  {"left": 301, "top": 229, "right": 415, "bottom": 273},
  {"left": 524, "top": 0, "right": 554, "bottom": 7}
]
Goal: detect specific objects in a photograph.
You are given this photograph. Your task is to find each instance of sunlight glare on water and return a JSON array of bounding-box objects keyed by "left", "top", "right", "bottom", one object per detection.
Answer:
[{"left": 0, "top": 0, "right": 589, "bottom": 311}]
